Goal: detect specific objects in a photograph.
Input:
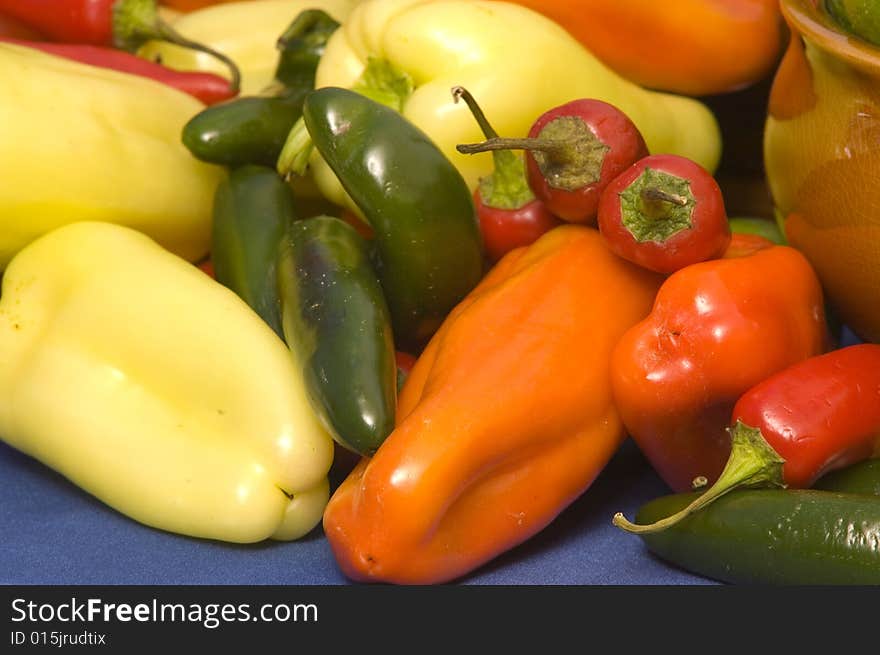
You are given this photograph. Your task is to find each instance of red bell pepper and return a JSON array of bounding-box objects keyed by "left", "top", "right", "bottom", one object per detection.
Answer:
[
  {"left": 615, "top": 343, "right": 880, "bottom": 533},
  {"left": 1, "top": 38, "right": 235, "bottom": 104},
  {"left": 0, "top": 0, "right": 240, "bottom": 91},
  {"left": 609, "top": 234, "right": 830, "bottom": 494}
]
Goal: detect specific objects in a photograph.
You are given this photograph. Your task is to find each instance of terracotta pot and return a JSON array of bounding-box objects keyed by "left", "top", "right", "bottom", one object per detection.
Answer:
[{"left": 765, "top": 0, "right": 880, "bottom": 343}]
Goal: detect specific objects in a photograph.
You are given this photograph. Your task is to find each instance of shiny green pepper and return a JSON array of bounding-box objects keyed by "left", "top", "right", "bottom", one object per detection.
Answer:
[
  {"left": 211, "top": 165, "right": 297, "bottom": 338},
  {"left": 181, "top": 9, "right": 339, "bottom": 168},
  {"left": 278, "top": 216, "right": 396, "bottom": 455},
  {"left": 299, "top": 87, "right": 484, "bottom": 351}
]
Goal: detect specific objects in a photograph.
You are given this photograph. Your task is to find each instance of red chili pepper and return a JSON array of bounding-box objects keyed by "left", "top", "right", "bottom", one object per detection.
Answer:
[
  {"left": 459, "top": 98, "right": 648, "bottom": 224},
  {"left": 614, "top": 343, "right": 880, "bottom": 534},
  {"left": 597, "top": 154, "right": 731, "bottom": 274},
  {"left": 452, "top": 86, "right": 561, "bottom": 263},
  {"left": 1, "top": 38, "right": 235, "bottom": 104},
  {"left": 0, "top": 0, "right": 240, "bottom": 92}
]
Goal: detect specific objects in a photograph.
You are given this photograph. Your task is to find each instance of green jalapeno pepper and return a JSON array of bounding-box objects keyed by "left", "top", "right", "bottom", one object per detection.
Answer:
[
  {"left": 278, "top": 215, "right": 396, "bottom": 456},
  {"left": 633, "top": 477, "right": 880, "bottom": 584},
  {"left": 211, "top": 165, "right": 298, "bottom": 338},
  {"left": 815, "top": 459, "right": 880, "bottom": 496},
  {"left": 182, "top": 10, "right": 339, "bottom": 168},
  {"left": 299, "top": 87, "right": 483, "bottom": 350}
]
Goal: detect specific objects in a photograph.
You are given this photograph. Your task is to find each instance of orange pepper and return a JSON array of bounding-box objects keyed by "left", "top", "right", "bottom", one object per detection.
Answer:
[
  {"left": 323, "top": 226, "right": 663, "bottom": 584},
  {"left": 610, "top": 234, "right": 829, "bottom": 494},
  {"left": 509, "top": 0, "right": 784, "bottom": 96}
]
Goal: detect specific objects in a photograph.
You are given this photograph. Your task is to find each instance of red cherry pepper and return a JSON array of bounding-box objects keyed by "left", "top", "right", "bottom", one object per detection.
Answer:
[
  {"left": 0, "top": 0, "right": 240, "bottom": 91},
  {"left": 1, "top": 38, "right": 235, "bottom": 104},
  {"left": 452, "top": 86, "right": 561, "bottom": 263},
  {"left": 614, "top": 343, "right": 880, "bottom": 533},
  {"left": 597, "top": 154, "right": 731, "bottom": 274},
  {"left": 458, "top": 98, "right": 648, "bottom": 224}
]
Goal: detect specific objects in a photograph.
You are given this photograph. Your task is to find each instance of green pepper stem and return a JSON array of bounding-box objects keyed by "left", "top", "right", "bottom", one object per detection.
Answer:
[
  {"left": 451, "top": 86, "right": 499, "bottom": 139},
  {"left": 612, "top": 420, "right": 787, "bottom": 534},
  {"left": 451, "top": 86, "right": 534, "bottom": 210},
  {"left": 277, "top": 116, "right": 313, "bottom": 178},
  {"left": 113, "top": 0, "right": 241, "bottom": 93},
  {"left": 456, "top": 136, "right": 570, "bottom": 158}
]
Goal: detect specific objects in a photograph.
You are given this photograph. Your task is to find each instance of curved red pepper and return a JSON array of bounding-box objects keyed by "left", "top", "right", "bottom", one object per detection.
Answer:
[
  {"left": 1, "top": 38, "right": 235, "bottom": 104},
  {"left": 0, "top": 1, "right": 117, "bottom": 44},
  {"left": 614, "top": 343, "right": 880, "bottom": 533},
  {"left": 0, "top": 0, "right": 240, "bottom": 91},
  {"left": 732, "top": 343, "right": 880, "bottom": 488}
]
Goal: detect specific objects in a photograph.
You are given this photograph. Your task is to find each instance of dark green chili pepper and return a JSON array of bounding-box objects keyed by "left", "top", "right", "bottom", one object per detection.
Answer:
[
  {"left": 301, "top": 87, "right": 483, "bottom": 350},
  {"left": 814, "top": 459, "right": 880, "bottom": 496},
  {"left": 632, "top": 487, "right": 880, "bottom": 584},
  {"left": 211, "top": 165, "right": 297, "bottom": 338},
  {"left": 278, "top": 216, "right": 397, "bottom": 456},
  {"left": 181, "top": 9, "right": 339, "bottom": 168}
]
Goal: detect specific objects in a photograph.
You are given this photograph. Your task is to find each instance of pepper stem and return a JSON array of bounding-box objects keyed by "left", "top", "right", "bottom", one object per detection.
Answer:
[
  {"left": 456, "top": 136, "right": 570, "bottom": 158},
  {"left": 641, "top": 187, "right": 689, "bottom": 207},
  {"left": 458, "top": 115, "right": 609, "bottom": 193},
  {"left": 277, "top": 116, "right": 313, "bottom": 179},
  {"left": 612, "top": 420, "right": 786, "bottom": 534},
  {"left": 113, "top": 0, "right": 241, "bottom": 93},
  {"left": 273, "top": 9, "right": 340, "bottom": 88},
  {"left": 451, "top": 86, "right": 534, "bottom": 210}
]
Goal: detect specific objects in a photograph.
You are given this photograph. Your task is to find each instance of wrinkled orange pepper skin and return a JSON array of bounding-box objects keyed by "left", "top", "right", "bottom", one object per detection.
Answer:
[
  {"left": 510, "top": 0, "right": 784, "bottom": 96},
  {"left": 610, "top": 235, "right": 829, "bottom": 494},
  {"left": 323, "top": 226, "right": 663, "bottom": 584}
]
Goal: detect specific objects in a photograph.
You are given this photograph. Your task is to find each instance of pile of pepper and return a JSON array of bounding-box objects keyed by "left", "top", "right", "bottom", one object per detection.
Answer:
[{"left": 0, "top": 0, "right": 877, "bottom": 585}]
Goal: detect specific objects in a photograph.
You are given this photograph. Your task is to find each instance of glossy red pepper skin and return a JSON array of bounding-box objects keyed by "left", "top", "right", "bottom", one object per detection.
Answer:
[
  {"left": 597, "top": 154, "right": 731, "bottom": 274},
  {"left": 1, "top": 38, "right": 235, "bottom": 104},
  {"left": 475, "top": 192, "right": 562, "bottom": 264},
  {"left": 525, "top": 99, "right": 648, "bottom": 224},
  {"left": 0, "top": 0, "right": 115, "bottom": 44},
  {"left": 733, "top": 344, "right": 880, "bottom": 488},
  {"left": 610, "top": 234, "right": 829, "bottom": 492}
]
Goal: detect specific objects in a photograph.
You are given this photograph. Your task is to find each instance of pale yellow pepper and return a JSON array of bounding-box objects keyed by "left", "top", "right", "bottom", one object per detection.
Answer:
[
  {"left": 139, "top": 0, "right": 362, "bottom": 95},
  {"left": 0, "top": 222, "right": 335, "bottom": 543},
  {"left": 0, "top": 43, "right": 223, "bottom": 270},
  {"left": 286, "top": 0, "right": 721, "bottom": 211}
]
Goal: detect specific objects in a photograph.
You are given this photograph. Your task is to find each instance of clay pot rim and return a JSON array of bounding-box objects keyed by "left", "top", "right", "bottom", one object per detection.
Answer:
[{"left": 783, "top": 0, "right": 880, "bottom": 75}]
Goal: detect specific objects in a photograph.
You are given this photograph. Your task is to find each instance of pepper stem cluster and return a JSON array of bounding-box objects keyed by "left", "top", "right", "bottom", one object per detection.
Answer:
[
  {"left": 451, "top": 86, "right": 534, "bottom": 210},
  {"left": 457, "top": 116, "right": 609, "bottom": 192}
]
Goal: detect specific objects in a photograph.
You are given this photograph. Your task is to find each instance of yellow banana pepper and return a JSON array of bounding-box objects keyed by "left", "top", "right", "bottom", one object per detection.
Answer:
[
  {"left": 0, "top": 43, "right": 222, "bottom": 270},
  {"left": 0, "top": 222, "right": 335, "bottom": 543},
  {"left": 281, "top": 0, "right": 721, "bottom": 211},
  {"left": 139, "top": 0, "right": 361, "bottom": 95}
]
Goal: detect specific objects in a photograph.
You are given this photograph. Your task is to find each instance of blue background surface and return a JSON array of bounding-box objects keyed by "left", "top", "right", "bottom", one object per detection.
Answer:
[{"left": 0, "top": 437, "right": 711, "bottom": 586}]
